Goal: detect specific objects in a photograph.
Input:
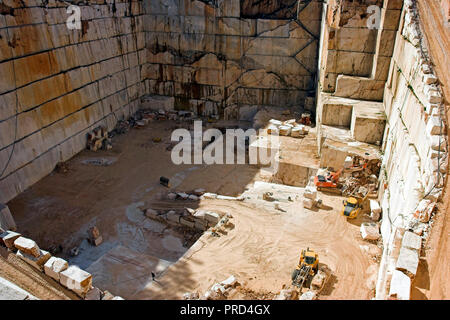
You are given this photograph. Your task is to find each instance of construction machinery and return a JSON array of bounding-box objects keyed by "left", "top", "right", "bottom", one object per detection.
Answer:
[
  {"left": 292, "top": 248, "right": 319, "bottom": 289},
  {"left": 314, "top": 168, "right": 343, "bottom": 193},
  {"left": 159, "top": 176, "right": 170, "bottom": 187},
  {"left": 341, "top": 188, "right": 371, "bottom": 219}
]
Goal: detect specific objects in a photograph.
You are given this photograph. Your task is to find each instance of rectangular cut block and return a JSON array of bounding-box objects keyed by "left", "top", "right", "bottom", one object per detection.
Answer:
[
  {"left": 274, "top": 150, "right": 319, "bottom": 188},
  {"left": 16, "top": 249, "right": 51, "bottom": 271},
  {"left": 0, "top": 204, "right": 16, "bottom": 231},
  {"left": 351, "top": 103, "right": 386, "bottom": 144},
  {"left": 322, "top": 103, "right": 353, "bottom": 127},
  {"left": 167, "top": 211, "right": 181, "bottom": 223},
  {"left": 389, "top": 270, "right": 411, "bottom": 300},
  {"left": 14, "top": 237, "right": 40, "bottom": 258},
  {"left": 426, "top": 116, "right": 443, "bottom": 136},
  {"left": 204, "top": 211, "right": 220, "bottom": 225},
  {"left": 60, "top": 266, "right": 93, "bottom": 297},
  {"left": 194, "top": 219, "right": 208, "bottom": 231},
  {"left": 180, "top": 217, "right": 195, "bottom": 229},
  {"left": 44, "top": 256, "right": 69, "bottom": 281},
  {"left": 396, "top": 247, "right": 419, "bottom": 277},
  {"left": 303, "top": 198, "right": 315, "bottom": 209},
  {"left": 304, "top": 186, "right": 318, "bottom": 200},
  {"left": 360, "top": 223, "right": 380, "bottom": 241},
  {"left": 0, "top": 231, "right": 21, "bottom": 249},
  {"left": 401, "top": 231, "right": 422, "bottom": 252}
]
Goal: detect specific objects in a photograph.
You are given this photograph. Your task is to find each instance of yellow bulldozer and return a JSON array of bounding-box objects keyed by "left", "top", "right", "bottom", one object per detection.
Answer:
[
  {"left": 291, "top": 248, "right": 319, "bottom": 289},
  {"left": 341, "top": 188, "right": 371, "bottom": 219}
]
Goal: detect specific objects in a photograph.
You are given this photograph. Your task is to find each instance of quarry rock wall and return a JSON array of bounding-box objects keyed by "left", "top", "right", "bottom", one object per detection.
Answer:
[
  {"left": 319, "top": 0, "right": 402, "bottom": 101},
  {"left": 376, "top": 0, "right": 447, "bottom": 299},
  {"left": 0, "top": 0, "right": 147, "bottom": 203},
  {"left": 143, "top": 0, "right": 322, "bottom": 119},
  {"left": 316, "top": 0, "right": 447, "bottom": 300}
]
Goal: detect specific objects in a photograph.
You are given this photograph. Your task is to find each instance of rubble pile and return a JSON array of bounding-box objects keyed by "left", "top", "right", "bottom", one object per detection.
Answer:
[
  {"left": 340, "top": 157, "right": 381, "bottom": 197},
  {"left": 202, "top": 275, "right": 240, "bottom": 300},
  {"left": 143, "top": 204, "right": 232, "bottom": 234},
  {"left": 109, "top": 108, "right": 195, "bottom": 140},
  {"left": 87, "top": 126, "right": 111, "bottom": 151},
  {"left": 274, "top": 288, "right": 297, "bottom": 300}
]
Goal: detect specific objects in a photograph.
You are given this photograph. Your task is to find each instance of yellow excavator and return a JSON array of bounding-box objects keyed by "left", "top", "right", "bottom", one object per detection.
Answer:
[
  {"left": 292, "top": 248, "right": 319, "bottom": 289},
  {"left": 341, "top": 188, "right": 371, "bottom": 219}
]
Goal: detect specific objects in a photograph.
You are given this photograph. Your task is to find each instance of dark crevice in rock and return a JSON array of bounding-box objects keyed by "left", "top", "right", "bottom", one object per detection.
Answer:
[
  {"left": 0, "top": 3, "right": 15, "bottom": 16},
  {"left": 240, "top": 0, "right": 299, "bottom": 19}
]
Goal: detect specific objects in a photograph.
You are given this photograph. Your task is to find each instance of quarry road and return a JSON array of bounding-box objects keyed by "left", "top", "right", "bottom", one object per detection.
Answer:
[
  {"left": 416, "top": 0, "right": 450, "bottom": 300},
  {"left": 0, "top": 252, "right": 79, "bottom": 300},
  {"left": 133, "top": 196, "right": 380, "bottom": 300}
]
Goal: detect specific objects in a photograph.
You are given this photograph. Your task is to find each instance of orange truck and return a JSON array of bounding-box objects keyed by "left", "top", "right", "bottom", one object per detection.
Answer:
[{"left": 314, "top": 168, "right": 343, "bottom": 191}]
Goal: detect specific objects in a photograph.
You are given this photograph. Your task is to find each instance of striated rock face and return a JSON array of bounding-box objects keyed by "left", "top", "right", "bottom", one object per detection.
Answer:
[
  {"left": 320, "top": 0, "right": 400, "bottom": 99},
  {"left": 144, "top": 0, "right": 323, "bottom": 116},
  {"left": 240, "top": 0, "right": 298, "bottom": 19},
  {"left": 0, "top": 0, "right": 147, "bottom": 204}
]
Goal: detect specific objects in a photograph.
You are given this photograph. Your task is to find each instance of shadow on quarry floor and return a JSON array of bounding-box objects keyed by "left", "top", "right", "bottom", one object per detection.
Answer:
[
  {"left": 6, "top": 121, "right": 262, "bottom": 298},
  {"left": 6, "top": 119, "right": 380, "bottom": 300},
  {"left": 316, "top": 263, "right": 337, "bottom": 297}
]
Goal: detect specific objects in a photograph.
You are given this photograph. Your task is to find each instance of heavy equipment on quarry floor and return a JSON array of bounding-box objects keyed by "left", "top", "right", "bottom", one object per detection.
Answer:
[
  {"left": 291, "top": 248, "right": 319, "bottom": 289},
  {"left": 314, "top": 169, "right": 343, "bottom": 194},
  {"left": 341, "top": 188, "right": 371, "bottom": 219}
]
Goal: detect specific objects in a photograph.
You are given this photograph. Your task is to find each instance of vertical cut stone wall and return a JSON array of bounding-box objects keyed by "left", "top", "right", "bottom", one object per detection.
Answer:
[
  {"left": 143, "top": 0, "right": 322, "bottom": 119},
  {"left": 376, "top": 0, "right": 447, "bottom": 299},
  {"left": 319, "top": 0, "right": 402, "bottom": 101},
  {"left": 0, "top": 0, "right": 146, "bottom": 203}
]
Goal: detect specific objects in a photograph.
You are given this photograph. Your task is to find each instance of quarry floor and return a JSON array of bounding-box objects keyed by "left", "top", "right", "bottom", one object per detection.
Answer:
[{"left": 7, "top": 121, "right": 380, "bottom": 300}]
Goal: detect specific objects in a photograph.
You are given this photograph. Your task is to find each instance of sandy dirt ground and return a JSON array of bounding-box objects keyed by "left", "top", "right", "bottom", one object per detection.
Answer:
[
  {"left": 7, "top": 120, "right": 379, "bottom": 300},
  {"left": 413, "top": 0, "right": 450, "bottom": 300},
  {"left": 133, "top": 183, "right": 380, "bottom": 300}
]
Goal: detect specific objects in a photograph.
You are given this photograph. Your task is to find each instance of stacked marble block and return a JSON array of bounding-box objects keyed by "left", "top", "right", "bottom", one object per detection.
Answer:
[{"left": 0, "top": 231, "right": 95, "bottom": 299}]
